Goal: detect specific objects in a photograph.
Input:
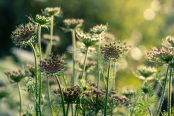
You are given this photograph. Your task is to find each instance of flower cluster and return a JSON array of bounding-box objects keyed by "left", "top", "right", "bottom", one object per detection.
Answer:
[
  {"left": 4, "top": 69, "right": 25, "bottom": 82},
  {"left": 35, "top": 14, "right": 51, "bottom": 25},
  {"left": 82, "top": 87, "right": 131, "bottom": 112},
  {"left": 76, "top": 60, "right": 97, "bottom": 72},
  {"left": 134, "top": 65, "right": 157, "bottom": 81},
  {"left": 101, "top": 41, "right": 131, "bottom": 61},
  {"left": 63, "top": 18, "right": 84, "bottom": 30},
  {"left": 146, "top": 46, "right": 174, "bottom": 64},
  {"left": 90, "top": 24, "right": 108, "bottom": 34},
  {"left": 53, "top": 86, "right": 81, "bottom": 103},
  {"left": 162, "top": 35, "right": 174, "bottom": 48},
  {"left": 11, "top": 22, "right": 36, "bottom": 46},
  {"left": 76, "top": 31, "right": 99, "bottom": 48},
  {"left": 43, "top": 7, "right": 62, "bottom": 17},
  {"left": 40, "top": 54, "right": 65, "bottom": 74}
]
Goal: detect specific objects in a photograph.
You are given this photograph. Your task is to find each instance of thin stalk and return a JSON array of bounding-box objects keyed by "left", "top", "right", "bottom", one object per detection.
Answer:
[
  {"left": 155, "top": 65, "right": 169, "bottom": 116},
  {"left": 112, "top": 61, "right": 117, "bottom": 90},
  {"left": 168, "top": 68, "right": 172, "bottom": 116},
  {"left": 49, "top": 16, "right": 54, "bottom": 54},
  {"left": 30, "top": 43, "right": 38, "bottom": 116},
  {"left": 71, "top": 104, "right": 73, "bottom": 116},
  {"left": 47, "top": 77, "right": 53, "bottom": 116},
  {"left": 38, "top": 25, "right": 42, "bottom": 116},
  {"left": 104, "top": 61, "right": 111, "bottom": 116},
  {"left": 66, "top": 103, "right": 70, "bottom": 116},
  {"left": 81, "top": 47, "right": 88, "bottom": 80},
  {"left": 17, "top": 82, "right": 22, "bottom": 116},
  {"left": 55, "top": 74, "right": 66, "bottom": 116},
  {"left": 97, "top": 34, "right": 102, "bottom": 90},
  {"left": 72, "top": 29, "right": 76, "bottom": 85}
]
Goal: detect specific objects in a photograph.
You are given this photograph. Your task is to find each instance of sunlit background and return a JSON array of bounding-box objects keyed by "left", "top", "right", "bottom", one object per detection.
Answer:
[{"left": 0, "top": 0, "right": 174, "bottom": 114}]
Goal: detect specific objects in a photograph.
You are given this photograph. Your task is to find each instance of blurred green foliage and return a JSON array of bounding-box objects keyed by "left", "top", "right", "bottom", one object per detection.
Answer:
[{"left": 1, "top": 0, "right": 174, "bottom": 89}]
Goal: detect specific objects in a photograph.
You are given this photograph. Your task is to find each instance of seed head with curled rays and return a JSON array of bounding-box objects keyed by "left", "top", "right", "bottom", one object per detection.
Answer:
[
  {"left": 101, "top": 41, "right": 131, "bottom": 61},
  {"left": 4, "top": 69, "right": 26, "bottom": 83},
  {"left": 28, "top": 14, "right": 51, "bottom": 26},
  {"left": 40, "top": 54, "right": 66, "bottom": 74},
  {"left": 11, "top": 22, "right": 36, "bottom": 46},
  {"left": 53, "top": 85, "right": 81, "bottom": 103},
  {"left": 90, "top": 24, "right": 108, "bottom": 34},
  {"left": 63, "top": 18, "right": 84, "bottom": 30},
  {"left": 162, "top": 35, "right": 174, "bottom": 48},
  {"left": 134, "top": 65, "right": 157, "bottom": 81},
  {"left": 76, "top": 31, "right": 99, "bottom": 48},
  {"left": 146, "top": 46, "right": 174, "bottom": 64},
  {"left": 42, "top": 7, "right": 62, "bottom": 17}
]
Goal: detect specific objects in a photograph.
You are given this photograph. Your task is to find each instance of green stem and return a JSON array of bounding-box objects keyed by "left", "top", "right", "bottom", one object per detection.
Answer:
[
  {"left": 49, "top": 16, "right": 54, "bottom": 54},
  {"left": 155, "top": 65, "right": 169, "bottom": 116},
  {"left": 47, "top": 77, "right": 53, "bottom": 116},
  {"left": 55, "top": 74, "right": 66, "bottom": 116},
  {"left": 72, "top": 29, "right": 76, "bottom": 85},
  {"left": 71, "top": 104, "right": 73, "bottom": 116},
  {"left": 66, "top": 103, "right": 70, "bottom": 116},
  {"left": 30, "top": 43, "right": 38, "bottom": 116},
  {"left": 17, "top": 82, "right": 22, "bottom": 116},
  {"left": 38, "top": 25, "right": 42, "bottom": 116},
  {"left": 112, "top": 61, "right": 117, "bottom": 90},
  {"left": 168, "top": 68, "right": 172, "bottom": 116},
  {"left": 104, "top": 61, "right": 111, "bottom": 116},
  {"left": 81, "top": 47, "right": 88, "bottom": 80},
  {"left": 97, "top": 34, "right": 101, "bottom": 90}
]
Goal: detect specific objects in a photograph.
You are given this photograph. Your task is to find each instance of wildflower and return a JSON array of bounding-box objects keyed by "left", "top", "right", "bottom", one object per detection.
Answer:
[
  {"left": 134, "top": 65, "right": 157, "bottom": 81},
  {"left": 4, "top": 69, "right": 25, "bottom": 82},
  {"left": 63, "top": 18, "right": 84, "bottom": 30},
  {"left": 11, "top": 22, "right": 36, "bottom": 46},
  {"left": 90, "top": 24, "right": 108, "bottom": 34},
  {"left": 162, "top": 35, "right": 174, "bottom": 48},
  {"left": 77, "top": 60, "right": 97, "bottom": 72},
  {"left": 76, "top": 31, "right": 99, "bottom": 48},
  {"left": 40, "top": 54, "right": 65, "bottom": 74},
  {"left": 53, "top": 86, "right": 81, "bottom": 103},
  {"left": 146, "top": 46, "right": 174, "bottom": 64},
  {"left": 101, "top": 41, "right": 131, "bottom": 61},
  {"left": 43, "top": 7, "right": 62, "bottom": 17},
  {"left": 35, "top": 14, "right": 51, "bottom": 25}
]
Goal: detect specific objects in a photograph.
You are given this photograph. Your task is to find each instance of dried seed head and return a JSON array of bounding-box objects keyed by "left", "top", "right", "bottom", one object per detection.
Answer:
[
  {"left": 11, "top": 22, "right": 36, "bottom": 46},
  {"left": 134, "top": 65, "right": 157, "bottom": 80},
  {"left": 76, "top": 31, "right": 99, "bottom": 47},
  {"left": 40, "top": 54, "right": 65, "bottom": 74},
  {"left": 63, "top": 18, "right": 84, "bottom": 30},
  {"left": 4, "top": 69, "right": 25, "bottom": 82},
  {"left": 43, "top": 7, "right": 62, "bottom": 17},
  {"left": 35, "top": 14, "right": 51, "bottom": 25},
  {"left": 90, "top": 24, "right": 108, "bottom": 34},
  {"left": 101, "top": 41, "right": 131, "bottom": 61}
]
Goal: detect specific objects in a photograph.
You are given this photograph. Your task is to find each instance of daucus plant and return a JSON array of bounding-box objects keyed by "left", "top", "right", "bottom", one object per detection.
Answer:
[
  {"left": 146, "top": 35, "right": 174, "bottom": 116},
  {"left": 63, "top": 18, "right": 84, "bottom": 85},
  {"left": 100, "top": 41, "right": 131, "bottom": 116}
]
